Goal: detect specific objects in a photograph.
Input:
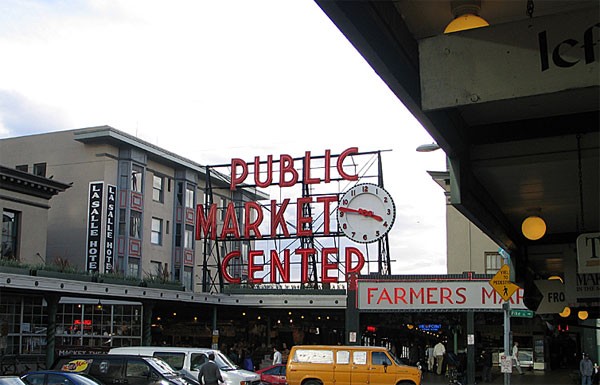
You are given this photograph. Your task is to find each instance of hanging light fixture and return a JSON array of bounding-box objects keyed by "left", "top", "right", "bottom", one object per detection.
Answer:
[
  {"left": 578, "top": 310, "right": 589, "bottom": 320},
  {"left": 444, "top": 0, "right": 489, "bottom": 34},
  {"left": 522, "top": 214, "right": 547, "bottom": 240},
  {"left": 559, "top": 307, "right": 571, "bottom": 318}
]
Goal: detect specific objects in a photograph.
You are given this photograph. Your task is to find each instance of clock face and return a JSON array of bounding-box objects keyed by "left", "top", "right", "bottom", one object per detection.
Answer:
[{"left": 337, "top": 183, "right": 396, "bottom": 243}]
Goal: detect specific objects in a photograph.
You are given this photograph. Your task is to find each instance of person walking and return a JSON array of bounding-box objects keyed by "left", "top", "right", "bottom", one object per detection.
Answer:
[
  {"left": 273, "top": 345, "right": 282, "bottom": 365},
  {"left": 580, "top": 353, "right": 594, "bottom": 385},
  {"left": 433, "top": 340, "right": 446, "bottom": 375},
  {"left": 512, "top": 342, "right": 524, "bottom": 375},
  {"left": 198, "top": 352, "right": 223, "bottom": 385},
  {"left": 426, "top": 344, "right": 434, "bottom": 373},
  {"left": 481, "top": 348, "right": 493, "bottom": 383}
]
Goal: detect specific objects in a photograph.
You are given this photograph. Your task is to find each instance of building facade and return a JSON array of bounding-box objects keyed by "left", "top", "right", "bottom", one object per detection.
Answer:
[{"left": 0, "top": 126, "right": 265, "bottom": 293}]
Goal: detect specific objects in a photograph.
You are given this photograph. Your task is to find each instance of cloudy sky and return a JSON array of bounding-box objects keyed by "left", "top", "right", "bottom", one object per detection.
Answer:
[{"left": 0, "top": 0, "right": 448, "bottom": 274}]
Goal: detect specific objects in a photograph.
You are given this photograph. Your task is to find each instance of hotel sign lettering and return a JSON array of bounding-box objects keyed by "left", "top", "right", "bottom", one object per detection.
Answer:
[
  {"left": 86, "top": 182, "right": 104, "bottom": 272},
  {"left": 104, "top": 185, "right": 116, "bottom": 273}
]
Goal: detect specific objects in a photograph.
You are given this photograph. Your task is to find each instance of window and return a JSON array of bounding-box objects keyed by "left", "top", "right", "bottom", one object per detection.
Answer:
[
  {"left": 1, "top": 210, "right": 20, "bottom": 259},
  {"left": 125, "top": 360, "right": 150, "bottom": 377},
  {"left": 33, "top": 162, "right": 46, "bottom": 177},
  {"left": 131, "top": 165, "right": 143, "bottom": 193},
  {"left": 185, "top": 186, "right": 194, "bottom": 208},
  {"left": 183, "top": 266, "right": 193, "bottom": 292},
  {"left": 176, "top": 182, "right": 184, "bottom": 206},
  {"left": 128, "top": 258, "right": 140, "bottom": 277},
  {"left": 372, "top": 352, "right": 392, "bottom": 366},
  {"left": 219, "top": 197, "right": 227, "bottom": 220},
  {"left": 485, "top": 252, "right": 503, "bottom": 275},
  {"left": 15, "top": 165, "right": 28, "bottom": 172},
  {"left": 184, "top": 226, "right": 194, "bottom": 249},
  {"left": 151, "top": 218, "right": 162, "bottom": 245},
  {"left": 130, "top": 211, "right": 142, "bottom": 238},
  {"left": 118, "top": 209, "right": 126, "bottom": 235},
  {"left": 152, "top": 175, "right": 163, "bottom": 202},
  {"left": 150, "top": 261, "right": 162, "bottom": 277},
  {"left": 175, "top": 224, "right": 182, "bottom": 247},
  {"left": 154, "top": 352, "right": 186, "bottom": 370}
]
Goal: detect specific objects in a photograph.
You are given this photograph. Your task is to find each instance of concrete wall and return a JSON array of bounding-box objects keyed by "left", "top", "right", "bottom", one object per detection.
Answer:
[
  {"left": 0, "top": 189, "right": 49, "bottom": 266},
  {"left": 447, "top": 205, "right": 500, "bottom": 274}
]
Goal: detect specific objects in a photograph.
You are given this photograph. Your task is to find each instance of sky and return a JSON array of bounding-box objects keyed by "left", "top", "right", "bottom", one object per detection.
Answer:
[{"left": 0, "top": 0, "right": 448, "bottom": 275}]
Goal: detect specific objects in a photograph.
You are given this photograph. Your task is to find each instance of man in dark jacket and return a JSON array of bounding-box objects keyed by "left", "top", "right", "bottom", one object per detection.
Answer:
[{"left": 198, "top": 352, "right": 223, "bottom": 385}]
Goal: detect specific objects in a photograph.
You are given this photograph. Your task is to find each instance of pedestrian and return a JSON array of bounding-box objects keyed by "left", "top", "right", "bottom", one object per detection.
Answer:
[
  {"left": 580, "top": 353, "right": 594, "bottom": 385},
  {"left": 480, "top": 348, "right": 492, "bottom": 383},
  {"left": 409, "top": 343, "right": 419, "bottom": 366},
  {"left": 242, "top": 350, "right": 254, "bottom": 371},
  {"left": 197, "top": 352, "right": 223, "bottom": 385},
  {"left": 426, "top": 344, "right": 434, "bottom": 373},
  {"left": 433, "top": 340, "right": 446, "bottom": 375},
  {"left": 593, "top": 362, "right": 599, "bottom": 385},
  {"left": 512, "top": 341, "right": 524, "bottom": 375},
  {"left": 273, "top": 345, "right": 282, "bottom": 365}
]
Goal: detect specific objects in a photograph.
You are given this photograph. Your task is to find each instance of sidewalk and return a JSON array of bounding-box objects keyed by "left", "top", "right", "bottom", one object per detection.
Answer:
[{"left": 421, "top": 368, "right": 577, "bottom": 385}]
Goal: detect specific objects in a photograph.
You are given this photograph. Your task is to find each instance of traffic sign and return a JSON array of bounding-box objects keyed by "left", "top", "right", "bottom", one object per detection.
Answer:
[
  {"left": 510, "top": 309, "right": 534, "bottom": 318},
  {"left": 534, "top": 279, "right": 567, "bottom": 314},
  {"left": 489, "top": 264, "right": 520, "bottom": 301}
]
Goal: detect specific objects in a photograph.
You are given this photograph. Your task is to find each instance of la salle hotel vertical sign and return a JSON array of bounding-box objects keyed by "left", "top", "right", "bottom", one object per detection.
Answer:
[
  {"left": 104, "top": 185, "right": 117, "bottom": 273},
  {"left": 86, "top": 182, "right": 104, "bottom": 272},
  {"left": 86, "top": 182, "right": 117, "bottom": 273}
]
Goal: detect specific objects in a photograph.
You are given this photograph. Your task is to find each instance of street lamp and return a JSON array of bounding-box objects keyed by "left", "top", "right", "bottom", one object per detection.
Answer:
[{"left": 416, "top": 143, "right": 441, "bottom": 152}]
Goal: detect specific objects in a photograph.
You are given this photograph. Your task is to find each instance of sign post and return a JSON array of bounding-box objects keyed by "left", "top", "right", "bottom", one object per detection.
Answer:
[{"left": 489, "top": 264, "right": 519, "bottom": 385}]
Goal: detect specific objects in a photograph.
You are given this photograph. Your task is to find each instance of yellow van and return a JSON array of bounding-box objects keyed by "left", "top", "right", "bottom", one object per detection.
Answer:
[{"left": 286, "top": 345, "right": 421, "bottom": 385}]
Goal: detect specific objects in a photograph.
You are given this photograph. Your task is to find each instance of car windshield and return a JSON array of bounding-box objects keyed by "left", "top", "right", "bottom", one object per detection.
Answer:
[
  {"left": 147, "top": 357, "right": 181, "bottom": 375},
  {"left": 214, "top": 352, "right": 237, "bottom": 371}
]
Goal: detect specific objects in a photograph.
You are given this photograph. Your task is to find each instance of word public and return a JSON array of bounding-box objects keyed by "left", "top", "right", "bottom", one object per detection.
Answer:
[{"left": 196, "top": 147, "right": 367, "bottom": 284}]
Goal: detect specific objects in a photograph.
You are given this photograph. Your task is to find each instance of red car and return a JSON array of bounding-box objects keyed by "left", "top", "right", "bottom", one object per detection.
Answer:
[{"left": 256, "top": 364, "right": 286, "bottom": 385}]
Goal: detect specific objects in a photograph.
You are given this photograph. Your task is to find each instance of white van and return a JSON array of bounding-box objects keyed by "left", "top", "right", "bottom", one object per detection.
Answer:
[{"left": 108, "top": 346, "right": 260, "bottom": 385}]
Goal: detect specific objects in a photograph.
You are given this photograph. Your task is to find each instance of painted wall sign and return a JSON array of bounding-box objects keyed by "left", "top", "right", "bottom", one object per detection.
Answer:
[
  {"left": 576, "top": 232, "right": 600, "bottom": 274},
  {"left": 104, "top": 184, "right": 116, "bottom": 273},
  {"left": 357, "top": 280, "right": 527, "bottom": 311},
  {"left": 576, "top": 272, "right": 600, "bottom": 299},
  {"left": 419, "top": 9, "right": 599, "bottom": 110},
  {"left": 86, "top": 182, "right": 104, "bottom": 273}
]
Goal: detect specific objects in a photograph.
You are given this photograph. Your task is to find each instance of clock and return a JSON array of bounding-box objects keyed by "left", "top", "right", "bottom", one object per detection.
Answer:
[{"left": 337, "top": 183, "right": 396, "bottom": 243}]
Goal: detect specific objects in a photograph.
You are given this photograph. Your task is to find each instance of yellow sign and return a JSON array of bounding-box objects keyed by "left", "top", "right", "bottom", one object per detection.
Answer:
[{"left": 489, "top": 264, "right": 519, "bottom": 301}]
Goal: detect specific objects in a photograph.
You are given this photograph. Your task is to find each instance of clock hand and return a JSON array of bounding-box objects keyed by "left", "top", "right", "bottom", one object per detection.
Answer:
[{"left": 338, "top": 206, "right": 383, "bottom": 222}]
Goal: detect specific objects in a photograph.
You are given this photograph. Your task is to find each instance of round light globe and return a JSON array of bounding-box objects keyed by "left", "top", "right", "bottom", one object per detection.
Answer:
[
  {"left": 444, "top": 14, "right": 489, "bottom": 33},
  {"left": 522, "top": 216, "right": 546, "bottom": 240},
  {"left": 578, "top": 310, "right": 589, "bottom": 320},
  {"left": 559, "top": 307, "right": 571, "bottom": 318}
]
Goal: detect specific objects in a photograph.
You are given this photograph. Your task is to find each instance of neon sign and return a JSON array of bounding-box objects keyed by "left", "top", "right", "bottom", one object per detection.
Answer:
[{"left": 196, "top": 147, "right": 370, "bottom": 284}]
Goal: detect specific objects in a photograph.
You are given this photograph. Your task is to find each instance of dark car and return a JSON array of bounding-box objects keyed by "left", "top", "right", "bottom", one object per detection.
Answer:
[
  {"left": 51, "top": 355, "right": 198, "bottom": 385},
  {"left": 255, "top": 364, "right": 286, "bottom": 385},
  {"left": 21, "top": 371, "right": 104, "bottom": 385}
]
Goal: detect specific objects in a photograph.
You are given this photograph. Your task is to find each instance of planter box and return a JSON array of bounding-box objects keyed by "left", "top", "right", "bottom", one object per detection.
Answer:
[
  {"left": 0, "top": 266, "right": 32, "bottom": 275},
  {"left": 100, "top": 277, "right": 142, "bottom": 286},
  {"left": 143, "top": 281, "right": 185, "bottom": 291},
  {"left": 35, "top": 270, "right": 94, "bottom": 282}
]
